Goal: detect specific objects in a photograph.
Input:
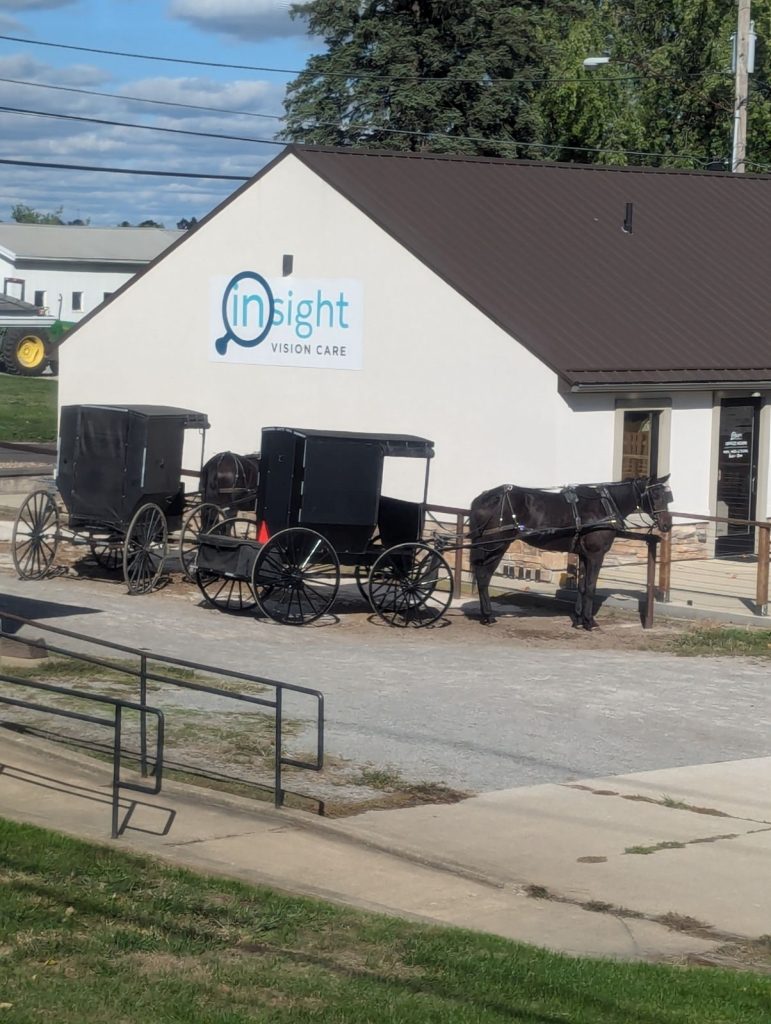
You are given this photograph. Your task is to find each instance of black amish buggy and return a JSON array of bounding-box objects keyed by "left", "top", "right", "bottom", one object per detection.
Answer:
[
  {"left": 177, "top": 449, "right": 261, "bottom": 581},
  {"left": 195, "top": 426, "right": 454, "bottom": 627},
  {"left": 12, "top": 404, "right": 209, "bottom": 593}
]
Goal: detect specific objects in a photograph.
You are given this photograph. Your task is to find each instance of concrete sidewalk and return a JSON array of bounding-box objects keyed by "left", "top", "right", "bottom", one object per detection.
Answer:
[{"left": 1, "top": 727, "right": 767, "bottom": 963}]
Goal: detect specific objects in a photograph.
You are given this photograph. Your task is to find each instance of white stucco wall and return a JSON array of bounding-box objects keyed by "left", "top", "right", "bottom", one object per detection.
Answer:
[
  {"left": 669, "top": 393, "right": 715, "bottom": 516},
  {"left": 3, "top": 265, "right": 134, "bottom": 321},
  {"left": 57, "top": 153, "right": 723, "bottom": 513}
]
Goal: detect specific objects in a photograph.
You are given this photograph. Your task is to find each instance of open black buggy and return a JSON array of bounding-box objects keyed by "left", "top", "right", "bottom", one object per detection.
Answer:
[
  {"left": 178, "top": 449, "right": 261, "bottom": 581},
  {"left": 12, "top": 404, "right": 209, "bottom": 593},
  {"left": 195, "top": 427, "right": 454, "bottom": 627}
]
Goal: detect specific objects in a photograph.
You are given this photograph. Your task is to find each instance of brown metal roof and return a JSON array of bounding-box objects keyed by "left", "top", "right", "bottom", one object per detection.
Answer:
[{"left": 292, "top": 146, "right": 771, "bottom": 389}]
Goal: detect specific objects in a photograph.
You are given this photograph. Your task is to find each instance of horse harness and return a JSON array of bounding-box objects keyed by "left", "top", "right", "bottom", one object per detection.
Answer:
[{"left": 494, "top": 483, "right": 623, "bottom": 550}]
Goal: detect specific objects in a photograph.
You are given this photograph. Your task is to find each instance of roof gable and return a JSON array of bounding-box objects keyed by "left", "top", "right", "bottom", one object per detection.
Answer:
[{"left": 291, "top": 147, "right": 771, "bottom": 386}]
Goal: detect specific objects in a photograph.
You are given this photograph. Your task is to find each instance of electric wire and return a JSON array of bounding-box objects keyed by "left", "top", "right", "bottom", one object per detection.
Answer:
[
  {"left": 0, "top": 32, "right": 709, "bottom": 85},
  {"left": 0, "top": 104, "right": 284, "bottom": 146},
  {"left": 0, "top": 76, "right": 285, "bottom": 122},
  {"left": 0, "top": 103, "right": 712, "bottom": 166},
  {"left": 0, "top": 156, "right": 248, "bottom": 180}
]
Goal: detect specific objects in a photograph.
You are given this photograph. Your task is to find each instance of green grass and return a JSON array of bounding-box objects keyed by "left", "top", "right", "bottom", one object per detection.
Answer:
[
  {"left": 1, "top": 819, "right": 771, "bottom": 1023},
  {"left": 0, "top": 375, "right": 57, "bottom": 442},
  {"left": 671, "top": 626, "right": 771, "bottom": 656}
]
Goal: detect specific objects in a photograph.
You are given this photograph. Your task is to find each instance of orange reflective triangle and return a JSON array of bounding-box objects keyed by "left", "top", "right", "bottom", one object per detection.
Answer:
[{"left": 257, "top": 520, "right": 270, "bottom": 543}]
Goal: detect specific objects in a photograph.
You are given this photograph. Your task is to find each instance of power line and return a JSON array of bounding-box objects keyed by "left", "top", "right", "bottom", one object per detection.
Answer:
[
  {"left": 0, "top": 32, "right": 703, "bottom": 85},
  {"left": 0, "top": 102, "right": 711, "bottom": 165},
  {"left": 0, "top": 76, "right": 285, "bottom": 122},
  {"left": 0, "top": 156, "right": 248, "bottom": 180},
  {"left": 0, "top": 104, "right": 284, "bottom": 146}
]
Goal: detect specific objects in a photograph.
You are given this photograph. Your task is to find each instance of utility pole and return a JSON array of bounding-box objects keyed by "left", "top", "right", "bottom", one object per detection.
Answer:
[{"left": 732, "top": 0, "right": 752, "bottom": 173}]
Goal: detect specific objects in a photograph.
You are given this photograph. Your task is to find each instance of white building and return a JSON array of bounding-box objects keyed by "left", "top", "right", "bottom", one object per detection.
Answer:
[
  {"left": 58, "top": 147, "right": 771, "bottom": 556},
  {"left": 0, "top": 223, "right": 182, "bottom": 322}
]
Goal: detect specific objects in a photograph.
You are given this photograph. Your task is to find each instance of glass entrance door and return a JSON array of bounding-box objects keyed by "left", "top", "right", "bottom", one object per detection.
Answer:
[{"left": 716, "top": 398, "right": 761, "bottom": 557}]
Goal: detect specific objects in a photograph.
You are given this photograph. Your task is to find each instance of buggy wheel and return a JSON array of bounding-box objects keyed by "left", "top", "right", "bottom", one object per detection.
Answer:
[
  {"left": 252, "top": 528, "right": 340, "bottom": 625},
  {"left": 12, "top": 490, "right": 60, "bottom": 579},
  {"left": 195, "top": 517, "right": 258, "bottom": 611},
  {"left": 89, "top": 535, "right": 122, "bottom": 572},
  {"left": 179, "top": 502, "right": 223, "bottom": 581},
  {"left": 368, "top": 542, "right": 453, "bottom": 628},
  {"left": 123, "top": 503, "right": 167, "bottom": 594}
]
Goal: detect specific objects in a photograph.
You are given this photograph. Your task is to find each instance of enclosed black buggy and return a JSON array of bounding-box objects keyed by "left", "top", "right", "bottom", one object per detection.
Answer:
[
  {"left": 195, "top": 426, "right": 453, "bottom": 627},
  {"left": 12, "top": 404, "right": 209, "bottom": 593}
]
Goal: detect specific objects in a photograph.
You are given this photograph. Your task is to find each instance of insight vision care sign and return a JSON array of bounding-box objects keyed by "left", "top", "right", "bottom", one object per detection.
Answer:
[{"left": 210, "top": 272, "right": 363, "bottom": 369}]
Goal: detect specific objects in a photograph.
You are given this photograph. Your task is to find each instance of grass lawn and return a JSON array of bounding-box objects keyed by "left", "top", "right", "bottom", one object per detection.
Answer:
[
  {"left": 0, "top": 375, "right": 57, "bottom": 442},
  {"left": 671, "top": 626, "right": 771, "bottom": 656},
  {"left": 1, "top": 819, "right": 770, "bottom": 1023}
]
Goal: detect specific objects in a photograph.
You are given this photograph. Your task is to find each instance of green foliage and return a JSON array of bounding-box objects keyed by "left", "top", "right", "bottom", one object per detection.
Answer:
[
  {"left": 283, "top": 0, "right": 587, "bottom": 156},
  {"left": 283, "top": 0, "right": 771, "bottom": 169},
  {"left": 10, "top": 204, "right": 64, "bottom": 224}
]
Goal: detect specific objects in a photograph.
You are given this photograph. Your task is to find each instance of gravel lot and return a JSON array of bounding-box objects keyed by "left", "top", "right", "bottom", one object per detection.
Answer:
[{"left": 1, "top": 565, "right": 770, "bottom": 797}]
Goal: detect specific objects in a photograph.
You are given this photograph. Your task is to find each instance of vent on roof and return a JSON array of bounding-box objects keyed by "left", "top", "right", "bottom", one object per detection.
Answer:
[{"left": 623, "top": 202, "right": 634, "bottom": 234}]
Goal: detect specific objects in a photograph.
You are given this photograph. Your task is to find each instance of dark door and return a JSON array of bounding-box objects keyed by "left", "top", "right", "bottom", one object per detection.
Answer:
[{"left": 716, "top": 398, "right": 761, "bottom": 557}]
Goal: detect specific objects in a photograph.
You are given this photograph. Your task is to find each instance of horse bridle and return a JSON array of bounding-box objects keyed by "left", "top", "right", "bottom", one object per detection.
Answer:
[{"left": 633, "top": 479, "right": 673, "bottom": 527}]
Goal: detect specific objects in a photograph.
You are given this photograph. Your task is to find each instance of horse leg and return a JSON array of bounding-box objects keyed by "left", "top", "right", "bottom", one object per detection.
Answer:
[
  {"left": 470, "top": 535, "right": 507, "bottom": 627},
  {"left": 572, "top": 552, "right": 586, "bottom": 628},
  {"left": 474, "top": 562, "right": 497, "bottom": 625},
  {"left": 579, "top": 551, "right": 604, "bottom": 630}
]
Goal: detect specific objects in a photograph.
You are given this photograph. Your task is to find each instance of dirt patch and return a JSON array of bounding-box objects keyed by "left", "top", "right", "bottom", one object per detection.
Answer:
[
  {"left": 0, "top": 534, "right": 707, "bottom": 654},
  {"left": 159, "top": 568, "right": 691, "bottom": 653}
]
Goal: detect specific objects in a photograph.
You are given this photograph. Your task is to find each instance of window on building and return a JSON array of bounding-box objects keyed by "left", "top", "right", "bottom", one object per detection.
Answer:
[
  {"left": 621, "top": 411, "right": 660, "bottom": 478},
  {"left": 33, "top": 290, "right": 46, "bottom": 309},
  {"left": 72, "top": 291, "right": 83, "bottom": 312}
]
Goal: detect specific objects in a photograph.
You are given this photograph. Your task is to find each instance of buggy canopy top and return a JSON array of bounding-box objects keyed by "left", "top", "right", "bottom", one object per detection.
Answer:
[
  {"left": 57, "top": 404, "right": 209, "bottom": 527},
  {"left": 76, "top": 404, "right": 210, "bottom": 430},
  {"left": 263, "top": 426, "right": 433, "bottom": 459}
]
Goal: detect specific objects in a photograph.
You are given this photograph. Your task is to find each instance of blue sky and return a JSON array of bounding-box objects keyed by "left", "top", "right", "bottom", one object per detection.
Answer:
[{"left": 0, "top": 0, "right": 323, "bottom": 226}]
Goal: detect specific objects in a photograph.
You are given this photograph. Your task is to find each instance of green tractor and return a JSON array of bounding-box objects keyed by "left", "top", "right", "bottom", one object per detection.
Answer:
[{"left": 0, "top": 293, "right": 74, "bottom": 376}]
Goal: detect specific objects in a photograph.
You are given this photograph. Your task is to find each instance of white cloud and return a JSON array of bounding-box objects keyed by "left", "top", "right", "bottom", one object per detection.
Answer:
[
  {"left": 0, "top": 62, "right": 285, "bottom": 226},
  {"left": 0, "top": 54, "right": 111, "bottom": 87},
  {"left": 169, "top": 0, "right": 307, "bottom": 42},
  {"left": 0, "top": 13, "right": 23, "bottom": 31}
]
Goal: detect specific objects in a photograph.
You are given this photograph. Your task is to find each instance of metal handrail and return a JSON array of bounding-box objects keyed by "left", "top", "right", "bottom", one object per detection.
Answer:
[
  {"left": 0, "top": 612, "right": 324, "bottom": 809},
  {"left": 0, "top": 673, "right": 163, "bottom": 838},
  {"left": 659, "top": 509, "right": 771, "bottom": 615}
]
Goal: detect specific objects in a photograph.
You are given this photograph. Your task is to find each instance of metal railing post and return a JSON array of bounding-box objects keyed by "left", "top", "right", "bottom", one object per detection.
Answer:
[
  {"left": 756, "top": 523, "right": 770, "bottom": 615},
  {"left": 644, "top": 537, "right": 658, "bottom": 629},
  {"left": 274, "top": 687, "right": 284, "bottom": 808},
  {"left": 112, "top": 705, "right": 122, "bottom": 839},
  {"left": 139, "top": 652, "right": 148, "bottom": 778},
  {"left": 657, "top": 529, "right": 672, "bottom": 602},
  {"left": 453, "top": 512, "right": 464, "bottom": 599}
]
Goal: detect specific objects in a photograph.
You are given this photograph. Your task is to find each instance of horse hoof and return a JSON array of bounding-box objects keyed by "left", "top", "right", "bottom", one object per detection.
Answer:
[{"left": 480, "top": 617, "right": 496, "bottom": 627}]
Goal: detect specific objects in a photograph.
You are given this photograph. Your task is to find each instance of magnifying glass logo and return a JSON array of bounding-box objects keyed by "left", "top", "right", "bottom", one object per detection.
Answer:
[{"left": 215, "top": 271, "right": 275, "bottom": 355}]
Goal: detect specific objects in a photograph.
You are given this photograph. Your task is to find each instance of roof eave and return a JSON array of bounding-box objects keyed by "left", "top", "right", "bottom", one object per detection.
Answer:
[{"left": 561, "top": 377, "right": 771, "bottom": 393}]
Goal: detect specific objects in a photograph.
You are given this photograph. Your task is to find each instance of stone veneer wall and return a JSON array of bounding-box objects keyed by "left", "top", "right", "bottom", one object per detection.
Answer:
[{"left": 425, "top": 518, "right": 711, "bottom": 588}]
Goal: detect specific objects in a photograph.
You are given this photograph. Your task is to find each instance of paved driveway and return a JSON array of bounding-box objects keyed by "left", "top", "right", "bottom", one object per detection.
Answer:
[{"left": 1, "top": 572, "right": 769, "bottom": 793}]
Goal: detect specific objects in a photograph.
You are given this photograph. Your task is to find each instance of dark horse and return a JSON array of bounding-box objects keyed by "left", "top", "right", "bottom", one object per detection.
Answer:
[
  {"left": 199, "top": 450, "right": 261, "bottom": 514},
  {"left": 469, "top": 476, "right": 672, "bottom": 631}
]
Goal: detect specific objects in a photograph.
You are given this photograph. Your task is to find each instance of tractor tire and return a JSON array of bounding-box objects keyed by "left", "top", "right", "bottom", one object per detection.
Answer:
[{"left": 1, "top": 327, "right": 50, "bottom": 376}]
